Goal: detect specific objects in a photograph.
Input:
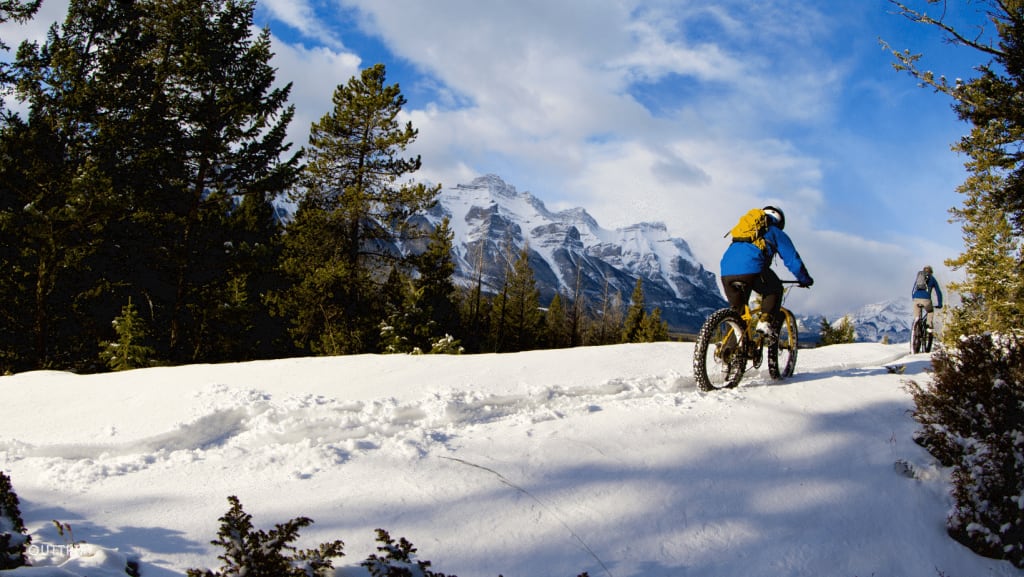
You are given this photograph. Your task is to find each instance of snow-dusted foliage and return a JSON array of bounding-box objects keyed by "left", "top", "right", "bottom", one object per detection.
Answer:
[
  {"left": 186, "top": 496, "right": 344, "bottom": 577},
  {"left": 0, "top": 472, "right": 30, "bottom": 569},
  {"left": 906, "top": 332, "right": 1024, "bottom": 567}
]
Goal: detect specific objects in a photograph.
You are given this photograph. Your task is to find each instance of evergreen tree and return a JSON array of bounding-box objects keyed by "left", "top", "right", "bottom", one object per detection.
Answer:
[
  {"left": 0, "top": 1, "right": 41, "bottom": 111},
  {"left": 819, "top": 315, "right": 855, "bottom": 346},
  {"left": 0, "top": 472, "right": 30, "bottom": 570},
  {"left": 586, "top": 278, "right": 625, "bottom": 346},
  {"left": 566, "top": 260, "right": 587, "bottom": 347},
  {"left": 4, "top": 0, "right": 299, "bottom": 368},
  {"left": 491, "top": 245, "right": 543, "bottom": 352},
  {"left": 412, "top": 217, "right": 459, "bottom": 347},
  {"left": 640, "top": 307, "right": 670, "bottom": 342},
  {"left": 885, "top": 0, "right": 1024, "bottom": 339},
  {"left": 378, "top": 266, "right": 420, "bottom": 354},
  {"left": 455, "top": 244, "right": 491, "bottom": 353},
  {"left": 622, "top": 278, "right": 646, "bottom": 343},
  {"left": 545, "top": 292, "right": 571, "bottom": 348},
  {"left": 188, "top": 496, "right": 344, "bottom": 577},
  {"left": 278, "top": 64, "right": 439, "bottom": 355},
  {"left": 99, "top": 298, "right": 155, "bottom": 371}
]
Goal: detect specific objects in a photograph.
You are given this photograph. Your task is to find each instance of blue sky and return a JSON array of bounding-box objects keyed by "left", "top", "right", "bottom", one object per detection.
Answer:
[{"left": 2, "top": 1, "right": 996, "bottom": 318}]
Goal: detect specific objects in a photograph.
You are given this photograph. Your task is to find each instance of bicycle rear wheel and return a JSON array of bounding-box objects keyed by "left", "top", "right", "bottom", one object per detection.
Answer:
[
  {"left": 693, "top": 308, "right": 746, "bottom": 391},
  {"left": 911, "top": 318, "right": 924, "bottom": 354},
  {"left": 768, "top": 309, "right": 798, "bottom": 379}
]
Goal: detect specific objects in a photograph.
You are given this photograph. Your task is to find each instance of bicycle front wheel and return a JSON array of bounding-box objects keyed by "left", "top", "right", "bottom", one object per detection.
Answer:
[
  {"left": 693, "top": 308, "right": 746, "bottom": 391},
  {"left": 768, "top": 309, "right": 798, "bottom": 379}
]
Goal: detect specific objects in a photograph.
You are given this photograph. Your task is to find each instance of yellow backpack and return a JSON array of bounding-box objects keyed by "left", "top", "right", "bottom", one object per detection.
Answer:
[{"left": 727, "top": 208, "right": 769, "bottom": 250}]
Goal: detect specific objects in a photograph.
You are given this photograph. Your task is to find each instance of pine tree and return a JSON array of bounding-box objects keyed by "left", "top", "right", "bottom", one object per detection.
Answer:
[
  {"left": 640, "top": 307, "right": 670, "bottom": 342},
  {"left": 5, "top": 0, "right": 300, "bottom": 368},
  {"left": 0, "top": 472, "right": 30, "bottom": 570},
  {"left": 586, "top": 278, "right": 625, "bottom": 346},
  {"left": 819, "top": 315, "right": 855, "bottom": 346},
  {"left": 885, "top": 1, "right": 1024, "bottom": 339},
  {"left": 545, "top": 293, "right": 571, "bottom": 348},
  {"left": 455, "top": 244, "right": 491, "bottom": 353},
  {"left": 412, "top": 217, "right": 459, "bottom": 348},
  {"left": 278, "top": 64, "right": 439, "bottom": 355},
  {"left": 99, "top": 298, "right": 155, "bottom": 371},
  {"left": 0, "top": 1, "right": 40, "bottom": 108},
  {"left": 188, "top": 496, "right": 344, "bottom": 577},
  {"left": 491, "top": 245, "right": 543, "bottom": 352},
  {"left": 622, "top": 278, "right": 646, "bottom": 343}
]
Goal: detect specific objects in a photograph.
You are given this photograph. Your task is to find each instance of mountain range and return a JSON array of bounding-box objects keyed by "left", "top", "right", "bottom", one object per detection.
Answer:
[
  {"left": 285, "top": 173, "right": 917, "bottom": 341},
  {"left": 412, "top": 174, "right": 727, "bottom": 333}
]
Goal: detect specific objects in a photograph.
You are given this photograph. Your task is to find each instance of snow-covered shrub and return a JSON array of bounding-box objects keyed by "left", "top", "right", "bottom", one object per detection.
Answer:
[
  {"left": 428, "top": 334, "right": 463, "bottom": 355},
  {"left": 905, "top": 331, "right": 1024, "bottom": 567},
  {"left": 362, "top": 529, "right": 451, "bottom": 577},
  {"left": 0, "top": 471, "right": 30, "bottom": 569},
  {"left": 187, "top": 496, "right": 344, "bottom": 577}
]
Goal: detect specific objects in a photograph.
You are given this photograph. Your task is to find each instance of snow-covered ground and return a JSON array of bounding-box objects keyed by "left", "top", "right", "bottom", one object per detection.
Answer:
[{"left": 1, "top": 342, "right": 1021, "bottom": 577}]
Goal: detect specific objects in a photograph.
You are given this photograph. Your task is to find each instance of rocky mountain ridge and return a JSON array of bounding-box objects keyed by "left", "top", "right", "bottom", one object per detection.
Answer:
[{"left": 418, "top": 175, "right": 726, "bottom": 333}]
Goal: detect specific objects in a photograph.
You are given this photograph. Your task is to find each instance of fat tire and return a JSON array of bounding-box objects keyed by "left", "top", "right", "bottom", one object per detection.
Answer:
[
  {"left": 693, "top": 308, "right": 746, "bottom": 391},
  {"left": 911, "top": 318, "right": 924, "bottom": 354},
  {"left": 768, "top": 309, "right": 798, "bottom": 379}
]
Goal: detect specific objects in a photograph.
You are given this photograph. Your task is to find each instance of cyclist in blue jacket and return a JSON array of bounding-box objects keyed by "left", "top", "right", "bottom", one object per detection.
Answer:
[
  {"left": 719, "top": 206, "right": 813, "bottom": 337},
  {"left": 912, "top": 265, "right": 943, "bottom": 332}
]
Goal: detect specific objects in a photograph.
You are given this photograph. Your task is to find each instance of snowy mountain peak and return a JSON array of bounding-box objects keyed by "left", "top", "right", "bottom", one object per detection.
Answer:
[
  {"left": 427, "top": 175, "right": 726, "bottom": 332},
  {"left": 849, "top": 299, "right": 914, "bottom": 343}
]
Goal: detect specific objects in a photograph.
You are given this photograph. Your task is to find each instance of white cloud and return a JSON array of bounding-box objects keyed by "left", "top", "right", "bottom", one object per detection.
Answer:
[
  {"left": 259, "top": 0, "right": 344, "bottom": 50},
  {"left": 267, "top": 37, "right": 363, "bottom": 149},
  {"left": 0, "top": 0, "right": 970, "bottom": 317}
]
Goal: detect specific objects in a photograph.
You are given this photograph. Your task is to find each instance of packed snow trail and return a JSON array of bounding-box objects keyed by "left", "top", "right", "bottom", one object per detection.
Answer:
[{"left": 2, "top": 343, "right": 1019, "bottom": 577}]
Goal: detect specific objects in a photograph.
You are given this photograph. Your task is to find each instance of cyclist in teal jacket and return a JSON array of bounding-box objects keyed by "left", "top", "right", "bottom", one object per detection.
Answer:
[{"left": 720, "top": 206, "right": 813, "bottom": 337}]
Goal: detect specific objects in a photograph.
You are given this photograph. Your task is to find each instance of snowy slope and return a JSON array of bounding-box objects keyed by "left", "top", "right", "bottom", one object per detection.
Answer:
[{"left": 1, "top": 343, "right": 1019, "bottom": 577}]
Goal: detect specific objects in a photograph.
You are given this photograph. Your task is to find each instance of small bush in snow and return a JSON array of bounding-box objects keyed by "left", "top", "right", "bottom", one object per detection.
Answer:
[
  {"left": 0, "top": 471, "right": 30, "bottom": 569},
  {"left": 362, "top": 528, "right": 452, "bottom": 577},
  {"left": 905, "top": 331, "right": 1024, "bottom": 567},
  {"left": 186, "top": 495, "right": 344, "bottom": 577}
]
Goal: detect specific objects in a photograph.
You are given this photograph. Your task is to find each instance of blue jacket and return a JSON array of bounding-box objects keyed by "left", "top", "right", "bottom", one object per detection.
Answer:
[
  {"left": 912, "top": 274, "right": 943, "bottom": 307},
  {"left": 720, "top": 223, "right": 812, "bottom": 284}
]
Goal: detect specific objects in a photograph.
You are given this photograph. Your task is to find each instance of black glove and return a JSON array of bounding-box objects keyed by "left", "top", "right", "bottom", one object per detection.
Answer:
[
  {"left": 800, "top": 276, "right": 814, "bottom": 288},
  {"left": 936, "top": 305, "right": 943, "bottom": 309}
]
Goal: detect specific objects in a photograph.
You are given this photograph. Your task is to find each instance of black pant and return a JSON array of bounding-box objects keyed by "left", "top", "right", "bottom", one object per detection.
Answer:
[{"left": 721, "top": 269, "right": 784, "bottom": 327}]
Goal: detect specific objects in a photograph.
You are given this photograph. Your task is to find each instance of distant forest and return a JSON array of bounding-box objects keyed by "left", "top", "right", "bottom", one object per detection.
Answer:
[{"left": 0, "top": 0, "right": 668, "bottom": 374}]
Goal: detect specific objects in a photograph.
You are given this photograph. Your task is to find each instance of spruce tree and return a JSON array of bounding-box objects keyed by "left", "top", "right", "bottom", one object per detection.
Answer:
[
  {"left": 0, "top": 472, "right": 30, "bottom": 570},
  {"left": 491, "top": 245, "right": 543, "bottom": 352},
  {"left": 622, "top": 278, "right": 646, "bottom": 343},
  {"left": 100, "top": 298, "right": 155, "bottom": 371},
  {"left": 278, "top": 64, "right": 439, "bottom": 354},
  {"left": 0, "top": 1, "right": 41, "bottom": 107},
  {"left": 819, "top": 315, "right": 855, "bottom": 346},
  {"left": 545, "top": 292, "right": 571, "bottom": 348},
  {"left": 640, "top": 307, "right": 670, "bottom": 342},
  {"left": 455, "top": 244, "right": 491, "bottom": 353},
  {"left": 587, "top": 278, "right": 625, "bottom": 346},
  {"left": 885, "top": 0, "right": 1024, "bottom": 339},
  {"left": 5, "top": 0, "right": 299, "bottom": 368},
  {"left": 412, "top": 217, "right": 459, "bottom": 348}
]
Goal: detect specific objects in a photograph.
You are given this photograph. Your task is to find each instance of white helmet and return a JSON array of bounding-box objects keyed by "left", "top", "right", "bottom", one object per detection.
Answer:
[{"left": 763, "top": 206, "right": 785, "bottom": 230}]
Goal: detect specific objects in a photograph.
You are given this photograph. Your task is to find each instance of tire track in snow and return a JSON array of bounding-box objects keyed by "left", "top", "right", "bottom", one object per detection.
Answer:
[{"left": 440, "top": 455, "right": 614, "bottom": 577}]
